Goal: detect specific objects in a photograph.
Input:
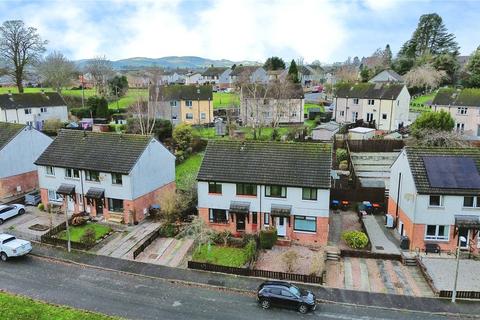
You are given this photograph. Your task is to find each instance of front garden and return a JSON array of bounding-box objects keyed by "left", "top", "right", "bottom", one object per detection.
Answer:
[
  {"left": 57, "top": 223, "right": 112, "bottom": 243},
  {"left": 192, "top": 241, "right": 255, "bottom": 267}
]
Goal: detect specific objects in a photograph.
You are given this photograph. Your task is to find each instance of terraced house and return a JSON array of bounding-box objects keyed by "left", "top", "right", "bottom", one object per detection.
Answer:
[
  {"left": 334, "top": 83, "right": 410, "bottom": 131},
  {"left": 149, "top": 84, "right": 213, "bottom": 125},
  {"left": 0, "top": 92, "right": 68, "bottom": 130},
  {"left": 0, "top": 122, "right": 52, "bottom": 201},
  {"left": 35, "top": 130, "right": 175, "bottom": 224},
  {"left": 388, "top": 147, "right": 480, "bottom": 253},
  {"left": 197, "top": 140, "right": 332, "bottom": 246},
  {"left": 431, "top": 88, "right": 480, "bottom": 138}
]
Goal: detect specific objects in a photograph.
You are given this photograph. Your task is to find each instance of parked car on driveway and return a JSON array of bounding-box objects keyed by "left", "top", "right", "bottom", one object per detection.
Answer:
[
  {"left": 0, "top": 234, "right": 32, "bottom": 261},
  {"left": 257, "top": 281, "right": 316, "bottom": 314},
  {"left": 0, "top": 204, "right": 26, "bottom": 225}
]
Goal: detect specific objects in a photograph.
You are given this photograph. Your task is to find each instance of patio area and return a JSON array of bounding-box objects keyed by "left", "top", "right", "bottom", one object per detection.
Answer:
[
  {"left": 420, "top": 257, "right": 480, "bottom": 292},
  {"left": 254, "top": 245, "right": 324, "bottom": 275},
  {"left": 134, "top": 237, "right": 194, "bottom": 268}
]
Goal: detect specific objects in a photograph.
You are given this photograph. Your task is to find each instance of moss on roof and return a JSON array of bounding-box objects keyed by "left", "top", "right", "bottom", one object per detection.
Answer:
[
  {"left": 432, "top": 88, "right": 480, "bottom": 107},
  {"left": 335, "top": 83, "right": 404, "bottom": 100},
  {"left": 150, "top": 84, "right": 213, "bottom": 101},
  {"left": 0, "top": 122, "right": 25, "bottom": 150}
]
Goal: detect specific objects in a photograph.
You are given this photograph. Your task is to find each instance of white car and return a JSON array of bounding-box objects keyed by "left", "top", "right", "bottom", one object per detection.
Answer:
[
  {"left": 0, "top": 234, "right": 32, "bottom": 261},
  {"left": 0, "top": 204, "right": 25, "bottom": 225}
]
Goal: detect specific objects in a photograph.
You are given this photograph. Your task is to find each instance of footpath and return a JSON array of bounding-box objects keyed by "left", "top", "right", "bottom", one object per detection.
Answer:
[{"left": 32, "top": 242, "right": 480, "bottom": 317}]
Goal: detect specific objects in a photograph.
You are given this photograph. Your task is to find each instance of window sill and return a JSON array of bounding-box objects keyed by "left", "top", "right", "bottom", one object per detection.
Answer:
[
  {"left": 45, "top": 174, "right": 55, "bottom": 178},
  {"left": 65, "top": 177, "right": 80, "bottom": 181},
  {"left": 208, "top": 221, "right": 229, "bottom": 225},
  {"left": 236, "top": 194, "right": 257, "bottom": 198},
  {"left": 462, "top": 207, "right": 480, "bottom": 210},
  {"left": 208, "top": 193, "right": 222, "bottom": 196},
  {"left": 86, "top": 180, "right": 101, "bottom": 184},
  {"left": 109, "top": 211, "right": 124, "bottom": 214},
  {"left": 424, "top": 238, "right": 449, "bottom": 242},
  {"left": 112, "top": 183, "right": 123, "bottom": 186},
  {"left": 294, "top": 230, "right": 317, "bottom": 234},
  {"left": 427, "top": 206, "right": 444, "bottom": 209}
]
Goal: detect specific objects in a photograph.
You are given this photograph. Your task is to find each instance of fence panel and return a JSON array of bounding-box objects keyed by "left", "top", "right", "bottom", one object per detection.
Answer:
[
  {"left": 187, "top": 261, "right": 323, "bottom": 284},
  {"left": 439, "top": 290, "right": 480, "bottom": 300}
]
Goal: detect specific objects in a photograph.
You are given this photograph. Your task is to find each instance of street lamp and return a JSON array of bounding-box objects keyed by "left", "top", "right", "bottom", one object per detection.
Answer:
[{"left": 452, "top": 235, "right": 467, "bottom": 303}]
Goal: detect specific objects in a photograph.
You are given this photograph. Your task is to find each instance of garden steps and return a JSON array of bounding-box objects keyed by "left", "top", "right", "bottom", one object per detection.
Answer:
[
  {"left": 276, "top": 238, "right": 291, "bottom": 246},
  {"left": 326, "top": 246, "right": 340, "bottom": 261},
  {"left": 166, "top": 239, "right": 194, "bottom": 267},
  {"left": 107, "top": 213, "right": 124, "bottom": 224},
  {"left": 157, "top": 239, "right": 185, "bottom": 266}
]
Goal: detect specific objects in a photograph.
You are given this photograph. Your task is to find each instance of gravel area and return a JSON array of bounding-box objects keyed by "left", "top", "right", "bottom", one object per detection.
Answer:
[
  {"left": 328, "top": 210, "right": 363, "bottom": 249},
  {"left": 421, "top": 257, "right": 480, "bottom": 291},
  {"left": 254, "top": 245, "right": 324, "bottom": 275}
]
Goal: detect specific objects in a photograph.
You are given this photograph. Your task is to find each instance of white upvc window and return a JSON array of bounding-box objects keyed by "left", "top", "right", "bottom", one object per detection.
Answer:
[
  {"left": 185, "top": 100, "right": 193, "bottom": 107},
  {"left": 48, "top": 189, "right": 63, "bottom": 202},
  {"left": 40, "top": 107, "right": 47, "bottom": 113},
  {"left": 367, "top": 99, "right": 375, "bottom": 105},
  {"left": 456, "top": 123, "right": 465, "bottom": 133},
  {"left": 457, "top": 107, "right": 468, "bottom": 115},
  {"left": 463, "top": 196, "right": 480, "bottom": 208},
  {"left": 24, "top": 108, "right": 32, "bottom": 115},
  {"left": 428, "top": 195, "right": 443, "bottom": 207},
  {"left": 340, "top": 111, "right": 345, "bottom": 117},
  {"left": 425, "top": 225, "right": 449, "bottom": 241},
  {"left": 353, "top": 98, "right": 359, "bottom": 105},
  {"left": 65, "top": 168, "right": 80, "bottom": 179},
  {"left": 46, "top": 166, "right": 55, "bottom": 176}
]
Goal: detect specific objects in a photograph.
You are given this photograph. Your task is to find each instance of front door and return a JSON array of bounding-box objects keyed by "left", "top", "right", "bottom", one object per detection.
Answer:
[
  {"left": 276, "top": 217, "right": 287, "bottom": 237},
  {"left": 236, "top": 213, "right": 246, "bottom": 231},
  {"left": 67, "top": 196, "right": 75, "bottom": 212},
  {"left": 459, "top": 228, "right": 470, "bottom": 249},
  {"left": 95, "top": 199, "right": 104, "bottom": 216}
]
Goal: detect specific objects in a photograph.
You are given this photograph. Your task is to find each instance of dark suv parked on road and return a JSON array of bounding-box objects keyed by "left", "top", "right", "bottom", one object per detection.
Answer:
[{"left": 256, "top": 281, "right": 316, "bottom": 314}]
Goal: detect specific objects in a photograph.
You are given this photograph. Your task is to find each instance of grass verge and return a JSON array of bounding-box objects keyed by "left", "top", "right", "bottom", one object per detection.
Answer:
[{"left": 0, "top": 291, "right": 118, "bottom": 320}]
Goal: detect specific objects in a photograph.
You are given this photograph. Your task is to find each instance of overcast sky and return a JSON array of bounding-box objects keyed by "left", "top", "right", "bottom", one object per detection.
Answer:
[{"left": 0, "top": 0, "right": 478, "bottom": 63}]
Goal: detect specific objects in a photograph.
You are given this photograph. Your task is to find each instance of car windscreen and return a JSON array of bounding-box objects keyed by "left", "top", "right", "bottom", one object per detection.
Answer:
[
  {"left": 2, "top": 237, "right": 16, "bottom": 244},
  {"left": 289, "top": 285, "right": 301, "bottom": 297}
]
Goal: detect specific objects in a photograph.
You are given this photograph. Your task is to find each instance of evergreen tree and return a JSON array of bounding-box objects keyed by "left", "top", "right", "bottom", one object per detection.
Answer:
[
  {"left": 288, "top": 59, "right": 299, "bottom": 83},
  {"left": 263, "top": 56, "right": 286, "bottom": 71},
  {"left": 463, "top": 46, "right": 480, "bottom": 88},
  {"left": 359, "top": 66, "right": 370, "bottom": 82},
  {"left": 383, "top": 44, "right": 393, "bottom": 67},
  {"left": 399, "top": 13, "right": 459, "bottom": 59}
]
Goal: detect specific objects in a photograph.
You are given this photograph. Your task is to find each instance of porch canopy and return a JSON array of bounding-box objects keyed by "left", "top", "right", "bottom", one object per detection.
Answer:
[
  {"left": 85, "top": 187, "right": 105, "bottom": 199},
  {"left": 56, "top": 183, "right": 75, "bottom": 196},
  {"left": 229, "top": 201, "right": 250, "bottom": 214},
  {"left": 270, "top": 204, "right": 292, "bottom": 217},
  {"left": 455, "top": 215, "right": 480, "bottom": 229}
]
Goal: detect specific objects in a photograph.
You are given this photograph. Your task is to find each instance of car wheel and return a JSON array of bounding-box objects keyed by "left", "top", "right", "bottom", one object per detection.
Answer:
[
  {"left": 260, "top": 299, "right": 271, "bottom": 309},
  {"left": 0, "top": 252, "right": 7, "bottom": 262},
  {"left": 18, "top": 209, "right": 25, "bottom": 215},
  {"left": 0, "top": 218, "right": 3, "bottom": 225},
  {"left": 298, "top": 304, "right": 308, "bottom": 314}
]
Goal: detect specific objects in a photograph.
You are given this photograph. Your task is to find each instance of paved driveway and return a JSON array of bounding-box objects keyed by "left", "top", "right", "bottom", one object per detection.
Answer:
[{"left": 327, "top": 257, "right": 433, "bottom": 297}]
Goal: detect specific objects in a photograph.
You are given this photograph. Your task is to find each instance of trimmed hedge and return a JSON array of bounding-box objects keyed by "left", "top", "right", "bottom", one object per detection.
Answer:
[{"left": 259, "top": 227, "right": 278, "bottom": 249}]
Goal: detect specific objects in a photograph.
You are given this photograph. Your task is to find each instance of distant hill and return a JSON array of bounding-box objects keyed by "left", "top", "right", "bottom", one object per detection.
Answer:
[{"left": 75, "top": 56, "right": 259, "bottom": 71}]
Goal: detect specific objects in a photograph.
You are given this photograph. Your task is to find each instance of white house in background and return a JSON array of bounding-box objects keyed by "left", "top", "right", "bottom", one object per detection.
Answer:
[
  {"left": 388, "top": 147, "right": 480, "bottom": 253},
  {"left": 229, "top": 66, "right": 268, "bottom": 85},
  {"left": 35, "top": 130, "right": 175, "bottom": 224},
  {"left": 0, "top": 122, "right": 52, "bottom": 201},
  {"left": 369, "top": 69, "right": 404, "bottom": 84},
  {"left": 431, "top": 88, "right": 480, "bottom": 138},
  {"left": 299, "top": 65, "right": 323, "bottom": 87},
  {"left": 334, "top": 83, "right": 410, "bottom": 132},
  {"left": 200, "top": 67, "right": 230, "bottom": 85},
  {"left": 185, "top": 72, "right": 202, "bottom": 85},
  {"left": 196, "top": 140, "right": 332, "bottom": 246},
  {"left": 0, "top": 92, "right": 68, "bottom": 130}
]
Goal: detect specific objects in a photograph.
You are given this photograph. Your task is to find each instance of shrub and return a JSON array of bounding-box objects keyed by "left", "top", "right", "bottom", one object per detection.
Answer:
[
  {"left": 159, "top": 223, "right": 177, "bottom": 237},
  {"left": 342, "top": 230, "right": 369, "bottom": 249},
  {"left": 70, "top": 107, "right": 92, "bottom": 119},
  {"left": 259, "top": 226, "right": 278, "bottom": 249},
  {"left": 282, "top": 250, "right": 298, "bottom": 273},
  {"left": 80, "top": 227, "right": 96, "bottom": 246},
  {"left": 38, "top": 203, "right": 45, "bottom": 211},
  {"left": 336, "top": 148, "right": 348, "bottom": 163},
  {"left": 244, "top": 239, "right": 257, "bottom": 263},
  {"left": 219, "top": 230, "right": 231, "bottom": 246},
  {"left": 339, "top": 160, "right": 348, "bottom": 170}
]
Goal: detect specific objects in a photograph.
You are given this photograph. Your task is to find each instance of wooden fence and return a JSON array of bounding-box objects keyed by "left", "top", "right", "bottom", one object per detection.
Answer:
[
  {"left": 40, "top": 221, "right": 94, "bottom": 251},
  {"left": 340, "top": 249, "right": 401, "bottom": 261},
  {"left": 330, "top": 188, "right": 386, "bottom": 204},
  {"left": 187, "top": 261, "right": 323, "bottom": 284},
  {"left": 347, "top": 139, "right": 405, "bottom": 153},
  {"left": 439, "top": 291, "right": 480, "bottom": 300}
]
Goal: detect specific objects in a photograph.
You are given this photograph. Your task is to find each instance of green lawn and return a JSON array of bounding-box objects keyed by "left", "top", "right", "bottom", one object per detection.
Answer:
[
  {"left": 213, "top": 92, "right": 239, "bottom": 109},
  {"left": 57, "top": 223, "right": 112, "bottom": 242},
  {"left": 193, "top": 244, "right": 249, "bottom": 267},
  {"left": 411, "top": 93, "right": 436, "bottom": 105},
  {"left": 107, "top": 88, "right": 148, "bottom": 110},
  {"left": 0, "top": 291, "right": 118, "bottom": 320},
  {"left": 176, "top": 153, "right": 204, "bottom": 190},
  {"left": 304, "top": 103, "right": 324, "bottom": 115}
]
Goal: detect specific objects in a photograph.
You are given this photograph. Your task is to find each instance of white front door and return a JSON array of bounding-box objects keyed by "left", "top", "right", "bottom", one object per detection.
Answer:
[
  {"left": 276, "top": 216, "right": 287, "bottom": 237},
  {"left": 67, "top": 196, "right": 75, "bottom": 212}
]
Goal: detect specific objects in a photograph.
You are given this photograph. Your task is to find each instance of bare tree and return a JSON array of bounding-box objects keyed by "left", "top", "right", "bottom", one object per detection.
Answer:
[
  {"left": 404, "top": 64, "right": 446, "bottom": 91},
  {"left": 335, "top": 65, "right": 358, "bottom": 83},
  {"left": 37, "top": 51, "right": 76, "bottom": 93},
  {"left": 84, "top": 56, "right": 114, "bottom": 95},
  {"left": 129, "top": 86, "right": 159, "bottom": 135},
  {"left": 409, "top": 128, "right": 470, "bottom": 147},
  {"left": 0, "top": 20, "right": 47, "bottom": 93},
  {"left": 269, "top": 79, "right": 298, "bottom": 128}
]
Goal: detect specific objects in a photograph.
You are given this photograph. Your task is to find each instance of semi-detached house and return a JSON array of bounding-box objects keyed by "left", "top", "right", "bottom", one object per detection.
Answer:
[
  {"left": 334, "top": 83, "right": 410, "bottom": 132},
  {"left": 35, "top": 130, "right": 175, "bottom": 224},
  {"left": 197, "top": 140, "right": 332, "bottom": 246},
  {"left": 0, "top": 122, "right": 52, "bottom": 201},
  {"left": 389, "top": 147, "right": 480, "bottom": 252},
  {"left": 0, "top": 92, "right": 68, "bottom": 130}
]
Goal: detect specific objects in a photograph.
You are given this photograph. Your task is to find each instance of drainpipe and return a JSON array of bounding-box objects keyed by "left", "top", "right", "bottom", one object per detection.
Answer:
[
  {"left": 377, "top": 99, "right": 382, "bottom": 130},
  {"left": 395, "top": 172, "right": 401, "bottom": 228},
  {"left": 259, "top": 184, "right": 263, "bottom": 228},
  {"left": 389, "top": 99, "right": 394, "bottom": 131},
  {"left": 80, "top": 170, "right": 85, "bottom": 212}
]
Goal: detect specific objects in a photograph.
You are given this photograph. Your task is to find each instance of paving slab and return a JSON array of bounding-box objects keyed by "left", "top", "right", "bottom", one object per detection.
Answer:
[
  {"left": 421, "top": 257, "right": 480, "bottom": 291},
  {"left": 363, "top": 215, "right": 400, "bottom": 255}
]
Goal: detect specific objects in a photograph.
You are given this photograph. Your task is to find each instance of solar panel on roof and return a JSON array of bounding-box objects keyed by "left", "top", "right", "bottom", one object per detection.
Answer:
[{"left": 423, "top": 156, "right": 480, "bottom": 189}]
